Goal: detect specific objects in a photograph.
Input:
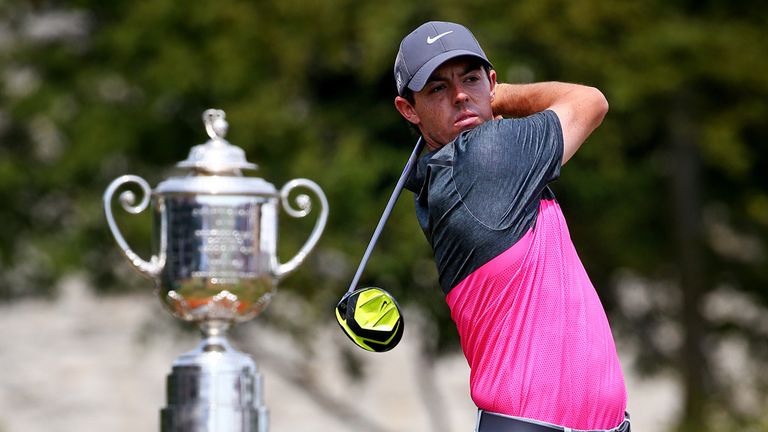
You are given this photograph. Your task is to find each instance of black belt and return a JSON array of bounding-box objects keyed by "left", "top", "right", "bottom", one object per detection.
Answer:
[{"left": 476, "top": 411, "right": 631, "bottom": 432}]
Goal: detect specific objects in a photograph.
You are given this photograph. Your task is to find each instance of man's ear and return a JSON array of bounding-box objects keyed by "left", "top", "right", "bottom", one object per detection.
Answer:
[
  {"left": 394, "top": 96, "right": 420, "bottom": 125},
  {"left": 488, "top": 69, "right": 497, "bottom": 101}
]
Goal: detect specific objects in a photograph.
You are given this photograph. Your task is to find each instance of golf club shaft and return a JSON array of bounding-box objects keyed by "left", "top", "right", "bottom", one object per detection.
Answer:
[{"left": 347, "top": 137, "right": 425, "bottom": 294}]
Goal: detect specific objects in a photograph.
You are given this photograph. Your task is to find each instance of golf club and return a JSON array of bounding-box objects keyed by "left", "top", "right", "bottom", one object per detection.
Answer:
[{"left": 336, "top": 137, "right": 425, "bottom": 352}]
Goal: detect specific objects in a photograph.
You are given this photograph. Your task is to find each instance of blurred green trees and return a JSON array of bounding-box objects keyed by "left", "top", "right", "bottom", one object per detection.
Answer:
[{"left": 1, "top": 1, "right": 767, "bottom": 430}]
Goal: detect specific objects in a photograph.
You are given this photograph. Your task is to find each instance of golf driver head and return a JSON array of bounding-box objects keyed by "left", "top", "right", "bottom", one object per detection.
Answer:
[{"left": 335, "top": 287, "right": 404, "bottom": 352}]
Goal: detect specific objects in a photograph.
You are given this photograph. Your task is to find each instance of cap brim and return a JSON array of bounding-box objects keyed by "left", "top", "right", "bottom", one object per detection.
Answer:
[{"left": 406, "top": 50, "right": 491, "bottom": 93}]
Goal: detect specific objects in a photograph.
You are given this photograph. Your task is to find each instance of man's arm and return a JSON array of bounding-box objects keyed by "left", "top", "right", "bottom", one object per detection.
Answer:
[{"left": 491, "top": 82, "right": 609, "bottom": 165}]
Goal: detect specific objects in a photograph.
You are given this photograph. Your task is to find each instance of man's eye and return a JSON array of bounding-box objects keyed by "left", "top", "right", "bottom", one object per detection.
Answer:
[{"left": 430, "top": 85, "right": 446, "bottom": 93}]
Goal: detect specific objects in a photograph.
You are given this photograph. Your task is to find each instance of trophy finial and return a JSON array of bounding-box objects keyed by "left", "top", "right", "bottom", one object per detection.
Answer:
[
  {"left": 177, "top": 108, "right": 256, "bottom": 173},
  {"left": 203, "top": 108, "right": 228, "bottom": 140}
]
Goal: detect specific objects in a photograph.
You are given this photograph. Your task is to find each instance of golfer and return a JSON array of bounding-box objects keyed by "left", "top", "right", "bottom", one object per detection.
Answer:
[{"left": 394, "top": 21, "right": 630, "bottom": 432}]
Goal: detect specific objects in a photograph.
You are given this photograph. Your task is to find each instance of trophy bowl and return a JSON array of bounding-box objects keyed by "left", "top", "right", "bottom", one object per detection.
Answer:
[
  {"left": 154, "top": 184, "right": 276, "bottom": 322},
  {"left": 104, "top": 109, "right": 328, "bottom": 324}
]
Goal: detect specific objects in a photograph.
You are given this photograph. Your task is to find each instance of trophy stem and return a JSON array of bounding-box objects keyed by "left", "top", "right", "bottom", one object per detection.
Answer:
[
  {"left": 199, "top": 319, "right": 231, "bottom": 338},
  {"left": 161, "top": 321, "right": 268, "bottom": 432}
]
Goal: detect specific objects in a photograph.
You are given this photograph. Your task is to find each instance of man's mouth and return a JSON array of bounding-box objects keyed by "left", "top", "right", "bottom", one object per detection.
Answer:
[{"left": 454, "top": 112, "right": 479, "bottom": 129}]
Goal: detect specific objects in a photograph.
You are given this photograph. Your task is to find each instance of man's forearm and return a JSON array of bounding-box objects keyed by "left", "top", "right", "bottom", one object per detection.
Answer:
[{"left": 492, "top": 82, "right": 598, "bottom": 118}]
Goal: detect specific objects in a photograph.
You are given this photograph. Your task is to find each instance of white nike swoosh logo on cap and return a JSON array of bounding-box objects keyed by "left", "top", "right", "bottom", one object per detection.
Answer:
[{"left": 427, "top": 31, "right": 453, "bottom": 44}]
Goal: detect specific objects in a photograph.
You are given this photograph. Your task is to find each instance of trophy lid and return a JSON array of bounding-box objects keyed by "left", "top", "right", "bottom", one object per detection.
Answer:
[
  {"left": 155, "top": 109, "right": 277, "bottom": 196},
  {"left": 155, "top": 175, "right": 277, "bottom": 195},
  {"left": 176, "top": 109, "right": 258, "bottom": 173}
]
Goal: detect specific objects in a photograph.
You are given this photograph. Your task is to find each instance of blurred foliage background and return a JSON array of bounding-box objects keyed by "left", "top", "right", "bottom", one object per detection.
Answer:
[{"left": 1, "top": 1, "right": 767, "bottom": 431}]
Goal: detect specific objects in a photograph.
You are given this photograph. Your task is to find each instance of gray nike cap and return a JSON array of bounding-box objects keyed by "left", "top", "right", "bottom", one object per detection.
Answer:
[{"left": 394, "top": 21, "right": 491, "bottom": 96}]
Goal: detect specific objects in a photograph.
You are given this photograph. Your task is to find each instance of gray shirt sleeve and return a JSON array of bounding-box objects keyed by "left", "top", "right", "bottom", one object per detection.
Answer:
[
  {"left": 406, "top": 110, "right": 566, "bottom": 293},
  {"left": 452, "top": 110, "right": 564, "bottom": 230}
]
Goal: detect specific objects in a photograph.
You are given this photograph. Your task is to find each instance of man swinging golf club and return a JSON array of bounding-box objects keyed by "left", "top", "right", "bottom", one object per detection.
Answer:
[{"left": 389, "top": 22, "right": 630, "bottom": 431}]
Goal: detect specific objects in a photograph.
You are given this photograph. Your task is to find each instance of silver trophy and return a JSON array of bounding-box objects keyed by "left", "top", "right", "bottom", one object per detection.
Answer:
[{"left": 104, "top": 109, "right": 328, "bottom": 432}]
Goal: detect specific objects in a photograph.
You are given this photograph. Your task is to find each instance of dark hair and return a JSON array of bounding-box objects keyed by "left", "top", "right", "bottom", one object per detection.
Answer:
[{"left": 401, "top": 87, "right": 416, "bottom": 105}]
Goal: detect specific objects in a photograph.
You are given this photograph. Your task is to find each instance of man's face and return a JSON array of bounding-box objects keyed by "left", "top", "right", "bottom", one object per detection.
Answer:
[{"left": 395, "top": 57, "right": 497, "bottom": 150}]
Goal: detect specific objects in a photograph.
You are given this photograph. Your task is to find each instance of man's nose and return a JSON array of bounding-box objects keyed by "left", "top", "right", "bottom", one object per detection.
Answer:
[{"left": 453, "top": 84, "right": 470, "bottom": 105}]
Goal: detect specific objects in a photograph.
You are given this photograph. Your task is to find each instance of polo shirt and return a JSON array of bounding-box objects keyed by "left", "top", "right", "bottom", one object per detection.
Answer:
[{"left": 404, "top": 111, "right": 627, "bottom": 430}]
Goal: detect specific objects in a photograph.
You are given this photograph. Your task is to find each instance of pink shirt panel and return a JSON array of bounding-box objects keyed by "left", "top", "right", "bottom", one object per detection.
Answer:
[{"left": 446, "top": 198, "right": 627, "bottom": 430}]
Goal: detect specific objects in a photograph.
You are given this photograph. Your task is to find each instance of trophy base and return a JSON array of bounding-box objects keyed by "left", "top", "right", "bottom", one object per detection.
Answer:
[{"left": 161, "top": 321, "right": 268, "bottom": 432}]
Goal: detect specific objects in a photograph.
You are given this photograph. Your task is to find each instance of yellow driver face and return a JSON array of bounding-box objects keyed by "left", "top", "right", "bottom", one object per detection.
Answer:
[
  {"left": 335, "top": 287, "right": 404, "bottom": 352},
  {"left": 354, "top": 288, "right": 400, "bottom": 330}
]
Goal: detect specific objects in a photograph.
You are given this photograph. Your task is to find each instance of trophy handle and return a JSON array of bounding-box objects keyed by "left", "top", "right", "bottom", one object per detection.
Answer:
[
  {"left": 275, "top": 179, "right": 329, "bottom": 278},
  {"left": 103, "top": 175, "right": 164, "bottom": 279}
]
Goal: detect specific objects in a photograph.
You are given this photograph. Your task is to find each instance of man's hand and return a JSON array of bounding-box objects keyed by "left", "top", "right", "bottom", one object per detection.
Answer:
[{"left": 491, "top": 82, "right": 608, "bottom": 165}]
